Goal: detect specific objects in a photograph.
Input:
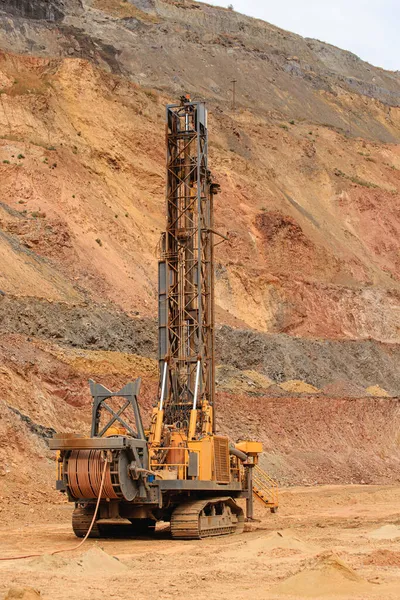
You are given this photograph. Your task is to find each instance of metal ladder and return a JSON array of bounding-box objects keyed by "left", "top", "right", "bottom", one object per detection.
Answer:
[{"left": 252, "top": 464, "right": 279, "bottom": 512}]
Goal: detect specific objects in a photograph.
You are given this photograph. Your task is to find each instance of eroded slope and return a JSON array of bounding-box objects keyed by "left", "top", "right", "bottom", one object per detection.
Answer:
[{"left": 0, "top": 3, "right": 399, "bottom": 499}]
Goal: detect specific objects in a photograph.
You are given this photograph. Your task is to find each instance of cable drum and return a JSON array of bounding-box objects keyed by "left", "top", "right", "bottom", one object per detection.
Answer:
[
  {"left": 65, "top": 448, "right": 139, "bottom": 501},
  {"left": 65, "top": 450, "right": 118, "bottom": 500}
]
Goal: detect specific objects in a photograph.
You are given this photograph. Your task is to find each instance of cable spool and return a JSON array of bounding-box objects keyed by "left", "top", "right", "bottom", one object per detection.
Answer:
[
  {"left": 65, "top": 448, "right": 139, "bottom": 501},
  {"left": 66, "top": 450, "right": 118, "bottom": 499}
]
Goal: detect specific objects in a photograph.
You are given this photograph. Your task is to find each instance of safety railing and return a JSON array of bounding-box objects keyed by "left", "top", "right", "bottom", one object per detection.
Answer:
[{"left": 252, "top": 464, "right": 279, "bottom": 510}]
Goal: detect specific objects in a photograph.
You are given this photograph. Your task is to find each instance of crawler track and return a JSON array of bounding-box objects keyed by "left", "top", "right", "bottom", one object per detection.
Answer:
[
  {"left": 72, "top": 505, "right": 102, "bottom": 538},
  {"left": 170, "top": 497, "right": 244, "bottom": 540}
]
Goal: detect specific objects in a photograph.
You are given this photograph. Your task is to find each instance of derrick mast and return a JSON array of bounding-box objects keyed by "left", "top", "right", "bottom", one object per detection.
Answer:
[{"left": 158, "top": 98, "right": 218, "bottom": 440}]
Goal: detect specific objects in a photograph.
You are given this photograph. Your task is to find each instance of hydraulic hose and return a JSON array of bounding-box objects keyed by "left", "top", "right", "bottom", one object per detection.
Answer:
[{"left": 229, "top": 445, "right": 248, "bottom": 462}]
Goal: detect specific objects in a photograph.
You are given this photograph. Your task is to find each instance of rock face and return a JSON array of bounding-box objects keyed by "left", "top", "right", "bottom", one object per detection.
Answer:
[
  {"left": 0, "top": 49, "right": 399, "bottom": 346},
  {"left": 0, "top": 0, "right": 81, "bottom": 21},
  {"left": 0, "top": 0, "right": 399, "bottom": 140},
  {"left": 0, "top": 0, "right": 399, "bottom": 497}
]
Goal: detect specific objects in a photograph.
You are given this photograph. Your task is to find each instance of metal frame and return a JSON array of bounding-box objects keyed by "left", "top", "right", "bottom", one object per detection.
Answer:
[
  {"left": 158, "top": 100, "right": 216, "bottom": 435},
  {"left": 88, "top": 379, "right": 149, "bottom": 475},
  {"left": 89, "top": 379, "right": 144, "bottom": 439},
  {"left": 49, "top": 437, "right": 146, "bottom": 451}
]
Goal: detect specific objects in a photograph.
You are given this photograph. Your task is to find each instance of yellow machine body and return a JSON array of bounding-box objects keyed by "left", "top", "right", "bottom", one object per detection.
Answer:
[{"left": 236, "top": 441, "right": 263, "bottom": 464}]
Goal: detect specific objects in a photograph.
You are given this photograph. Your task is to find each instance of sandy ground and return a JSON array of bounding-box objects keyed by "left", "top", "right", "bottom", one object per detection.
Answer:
[{"left": 1, "top": 485, "right": 400, "bottom": 599}]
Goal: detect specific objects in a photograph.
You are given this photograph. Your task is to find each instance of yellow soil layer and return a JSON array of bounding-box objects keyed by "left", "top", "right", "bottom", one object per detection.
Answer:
[
  {"left": 45, "top": 346, "right": 158, "bottom": 378},
  {"left": 0, "top": 236, "right": 80, "bottom": 302},
  {"left": 242, "top": 370, "right": 273, "bottom": 389},
  {"left": 92, "top": 0, "right": 160, "bottom": 21},
  {"left": 215, "top": 366, "right": 273, "bottom": 393},
  {"left": 366, "top": 385, "right": 391, "bottom": 397},
  {"left": 280, "top": 380, "right": 320, "bottom": 394}
]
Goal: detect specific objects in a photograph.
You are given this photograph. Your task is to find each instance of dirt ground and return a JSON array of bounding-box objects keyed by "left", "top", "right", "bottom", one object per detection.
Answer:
[{"left": 1, "top": 485, "right": 400, "bottom": 600}]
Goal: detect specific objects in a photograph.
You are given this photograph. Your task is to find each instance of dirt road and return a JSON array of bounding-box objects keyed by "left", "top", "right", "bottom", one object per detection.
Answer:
[{"left": 1, "top": 485, "right": 400, "bottom": 599}]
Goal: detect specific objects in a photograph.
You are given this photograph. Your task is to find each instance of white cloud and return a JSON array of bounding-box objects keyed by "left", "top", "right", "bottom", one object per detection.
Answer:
[{"left": 198, "top": 0, "right": 399, "bottom": 71}]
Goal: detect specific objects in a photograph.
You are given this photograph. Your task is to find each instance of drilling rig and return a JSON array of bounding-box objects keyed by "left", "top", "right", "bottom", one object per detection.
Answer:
[{"left": 50, "top": 98, "right": 278, "bottom": 539}]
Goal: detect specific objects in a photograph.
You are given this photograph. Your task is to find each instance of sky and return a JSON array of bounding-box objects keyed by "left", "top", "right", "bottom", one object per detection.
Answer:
[{"left": 198, "top": 0, "right": 399, "bottom": 72}]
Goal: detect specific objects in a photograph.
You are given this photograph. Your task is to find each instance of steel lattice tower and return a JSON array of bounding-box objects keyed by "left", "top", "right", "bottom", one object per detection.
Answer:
[{"left": 158, "top": 99, "right": 218, "bottom": 436}]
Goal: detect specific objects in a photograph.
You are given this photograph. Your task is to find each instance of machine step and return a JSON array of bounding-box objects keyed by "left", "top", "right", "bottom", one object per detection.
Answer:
[{"left": 252, "top": 465, "right": 279, "bottom": 511}]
